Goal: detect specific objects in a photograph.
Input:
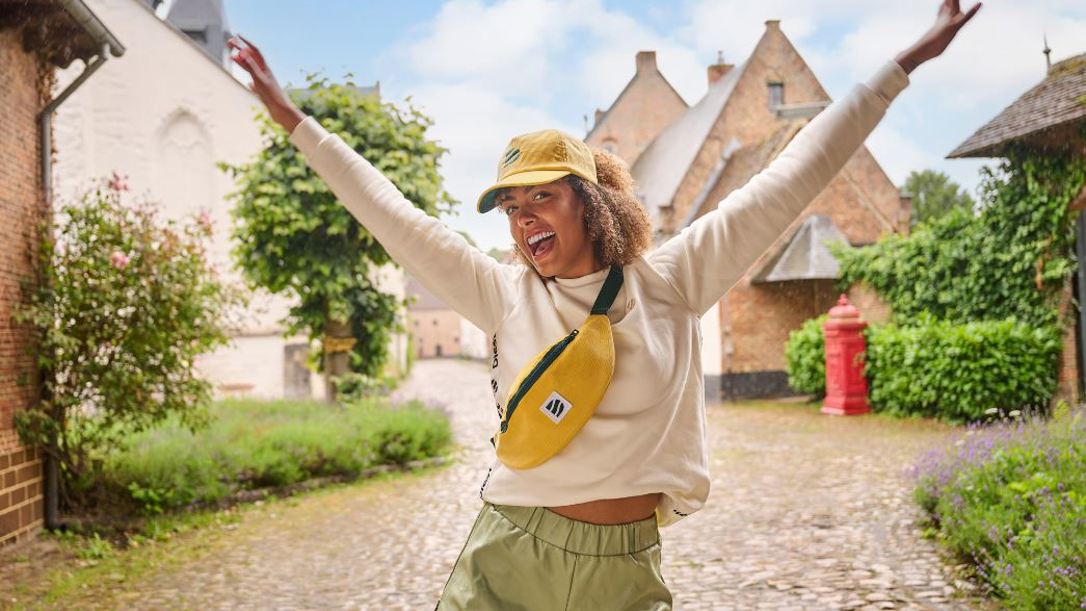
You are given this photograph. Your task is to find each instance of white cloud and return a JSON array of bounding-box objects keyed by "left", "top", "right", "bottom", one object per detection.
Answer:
[
  {"left": 397, "top": 82, "right": 576, "bottom": 250},
  {"left": 380, "top": 0, "right": 1083, "bottom": 249}
]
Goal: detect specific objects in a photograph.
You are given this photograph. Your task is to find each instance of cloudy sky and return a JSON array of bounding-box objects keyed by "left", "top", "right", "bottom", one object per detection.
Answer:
[{"left": 222, "top": 0, "right": 1085, "bottom": 251}]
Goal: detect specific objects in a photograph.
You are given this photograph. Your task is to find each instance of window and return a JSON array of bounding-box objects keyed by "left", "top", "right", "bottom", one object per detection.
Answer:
[{"left": 768, "top": 82, "right": 784, "bottom": 108}]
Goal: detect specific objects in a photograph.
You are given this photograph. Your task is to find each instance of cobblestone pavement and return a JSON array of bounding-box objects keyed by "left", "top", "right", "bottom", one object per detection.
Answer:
[{"left": 89, "top": 359, "right": 989, "bottom": 610}]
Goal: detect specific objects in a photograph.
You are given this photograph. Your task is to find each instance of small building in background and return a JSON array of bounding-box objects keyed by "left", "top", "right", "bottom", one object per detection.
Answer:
[{"left": 405, "top": 277, "right": 488, "bottom": 360}]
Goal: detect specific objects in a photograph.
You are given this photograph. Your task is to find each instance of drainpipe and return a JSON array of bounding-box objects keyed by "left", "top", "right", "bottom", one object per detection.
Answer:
[{"left": 36, "top": 0, "right": 124, "bottom": 531}]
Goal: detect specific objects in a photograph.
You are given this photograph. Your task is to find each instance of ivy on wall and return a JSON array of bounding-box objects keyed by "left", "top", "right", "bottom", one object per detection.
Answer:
[{"left": 830, "top": 147, "right": 1086, "bottom": 329}]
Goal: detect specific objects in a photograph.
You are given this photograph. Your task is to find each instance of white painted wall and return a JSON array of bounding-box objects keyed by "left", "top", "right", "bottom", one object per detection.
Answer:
[
  {"left": 52, "top": 0, "right": 408, "bottom": 399},
  {"left": 459, "top": 316, "right": 488, "bottom": 359}
]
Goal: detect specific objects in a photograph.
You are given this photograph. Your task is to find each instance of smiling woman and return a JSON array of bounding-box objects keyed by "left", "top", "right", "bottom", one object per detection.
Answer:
[
  {"left": 228, "top": 2, "right": 981, "bottom": 607},
  {"left": 492, "top": 143, "right": 652, "bottom": 280}
]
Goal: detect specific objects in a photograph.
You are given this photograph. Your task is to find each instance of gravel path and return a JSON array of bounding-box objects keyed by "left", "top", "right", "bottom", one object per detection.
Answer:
[{"left": 72, "top": 359, "right": 989, "bottom": 610}]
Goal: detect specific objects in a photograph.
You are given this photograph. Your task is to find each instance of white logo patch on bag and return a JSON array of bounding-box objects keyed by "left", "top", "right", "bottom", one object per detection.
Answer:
[{"left": 539, "top": 391, "right": 572, "bottom": 424}]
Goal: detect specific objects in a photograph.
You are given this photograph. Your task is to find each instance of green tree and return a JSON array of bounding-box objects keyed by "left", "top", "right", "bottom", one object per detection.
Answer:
[
  {"left": 222, "top": 75, "right": 454, "bottom": 398},
  {"left": 14, "top": 175, "right": 244, "bottom": 510},
  {"left": 904, "top": 169, "right": 975, "bottom": 226}
]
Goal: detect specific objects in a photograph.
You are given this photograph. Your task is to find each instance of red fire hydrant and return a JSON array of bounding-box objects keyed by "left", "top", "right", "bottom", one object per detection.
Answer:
[{"left": 821, "top": 294, "right": 871, "bottom": 416}]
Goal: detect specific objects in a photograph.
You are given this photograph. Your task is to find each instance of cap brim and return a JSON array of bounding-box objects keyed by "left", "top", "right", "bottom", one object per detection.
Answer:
[{"left": 476, "top": 170, "right": 572, "bottom": 213}]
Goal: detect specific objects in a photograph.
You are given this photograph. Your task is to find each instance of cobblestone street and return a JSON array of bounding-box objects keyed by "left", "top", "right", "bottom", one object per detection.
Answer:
[{"left": 84, "top": 359, "right": 987, "bottom": 610}]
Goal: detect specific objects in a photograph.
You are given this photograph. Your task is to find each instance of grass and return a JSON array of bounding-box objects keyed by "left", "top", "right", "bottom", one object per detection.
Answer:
[
  {"left": 910, "top": 402, "right": 1086, "bottom": 609},
  {"left": 100, "top": 396, "right": 452, "bottom": 515}
]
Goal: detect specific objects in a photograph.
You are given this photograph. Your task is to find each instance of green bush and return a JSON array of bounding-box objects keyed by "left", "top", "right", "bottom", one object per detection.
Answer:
[
  {"left": 103, "top": 397, "right": 451, "bottom": 514},
  {"left": 831, "top": 151, "right": 1086, "bottom": 329},
  {"left": 13, "top": 175, "right": 245, "bottom": 510},
  {"left": 864, "top": 315, "right": 1061, "bottom": 423},
  {"left": 785, "top": 314, "right": 827, "bottom": 397},
  {"left": 912, "top": 404, "right": 1086, "bottom": 608}
]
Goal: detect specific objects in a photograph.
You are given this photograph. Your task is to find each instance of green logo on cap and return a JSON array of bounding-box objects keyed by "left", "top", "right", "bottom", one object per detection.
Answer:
[{"left": 503, "top": 148, "right": 521, "bottom": 167}]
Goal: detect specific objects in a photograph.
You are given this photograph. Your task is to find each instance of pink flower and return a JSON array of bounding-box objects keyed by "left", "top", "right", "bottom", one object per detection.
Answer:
[
  {"left": 107, "top": 171, "right": 130, "bottom": 192},
  {"left": 110, "top": 250, "right": 130, "bottom": 270},
  {"left": 197, "top": 209, "right": 213, "bottom": 232}
]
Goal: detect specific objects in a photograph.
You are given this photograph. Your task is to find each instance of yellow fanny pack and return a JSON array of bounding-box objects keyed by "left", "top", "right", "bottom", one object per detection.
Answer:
[{"left": 492, "top": 265, "right": 624, "bottom": 470}]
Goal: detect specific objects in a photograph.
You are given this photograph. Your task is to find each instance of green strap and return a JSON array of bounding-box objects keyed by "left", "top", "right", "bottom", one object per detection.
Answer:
[{"left": 590, "top": 265, "right": 624, "bottom": 315}]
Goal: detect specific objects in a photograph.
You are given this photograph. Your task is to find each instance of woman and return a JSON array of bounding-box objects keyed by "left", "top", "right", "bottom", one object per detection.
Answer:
[{"left": 230, "top": 2, "right": 979, "bottom": 608}]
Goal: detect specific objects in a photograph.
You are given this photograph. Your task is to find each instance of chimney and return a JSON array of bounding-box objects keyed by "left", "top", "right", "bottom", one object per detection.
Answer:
[
  {"left": 636, "top": 51, "right": 657, "bottom": 75},
  {"left": 594, "top": 109, "right": 605, "bottom": 124},
  {"left": 765, "top": 19, "right": 781, "bottom": 31},
  {"left": 707, "top": 50, "right": 734, "bottom": 85}
]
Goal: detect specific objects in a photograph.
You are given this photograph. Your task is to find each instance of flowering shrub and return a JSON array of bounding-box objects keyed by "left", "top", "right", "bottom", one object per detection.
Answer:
[
  {"left": 14, "top": 174, "right": 246, "bottom": 510},
  {"left": 910, "top": 403, "right": 1086, "bottom": 609}
]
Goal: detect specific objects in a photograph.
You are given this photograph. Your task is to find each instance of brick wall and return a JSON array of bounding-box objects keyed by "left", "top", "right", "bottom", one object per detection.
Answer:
[
  {"left": 699, "top": 24, "right": 907, "bottom": 393},
  {"left": 0, "top": 28, "right": 47, "bottom": 547},
  {"left": 409, "top": 309, "right": 465, "bottom": 358},
  {"left": 585, "top": 51, "right": 688, "bottom": 167},
  {"left": 1055, "top": 277, "right": 1081, "bottom": 404}
]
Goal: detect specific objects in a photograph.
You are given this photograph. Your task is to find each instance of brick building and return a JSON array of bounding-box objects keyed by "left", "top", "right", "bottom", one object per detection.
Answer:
[
  {"left": 405, "top": 277, "right": 488, "bottom": 360},
  {"left": 949, "top": 51, "right": 1086, "bottom": 404},
  {"left": 0, "top": 0, "right": 124, "bottom": 546},
  {"left": 589, "top": 21, "right": 909, "bottom": 399}
]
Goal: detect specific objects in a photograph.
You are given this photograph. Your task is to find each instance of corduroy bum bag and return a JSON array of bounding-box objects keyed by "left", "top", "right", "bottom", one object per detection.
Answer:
[{"left": 492, "top": 265, "right": 623, "bottom": 470}]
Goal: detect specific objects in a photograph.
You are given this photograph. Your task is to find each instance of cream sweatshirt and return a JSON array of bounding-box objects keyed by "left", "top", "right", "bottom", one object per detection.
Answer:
[{"left": 288, "top": 59, "right": 910, "bottom": 527}]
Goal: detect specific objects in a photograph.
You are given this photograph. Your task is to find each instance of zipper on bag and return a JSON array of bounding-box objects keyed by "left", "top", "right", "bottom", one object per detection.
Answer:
[{"left": 500, "top": 328, "right": 579, "bottom": 433}]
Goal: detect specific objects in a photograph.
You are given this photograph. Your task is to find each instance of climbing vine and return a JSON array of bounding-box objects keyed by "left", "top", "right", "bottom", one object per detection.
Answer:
[{"left": 830, "top": 146, "right": 1086, "bottom": 329}]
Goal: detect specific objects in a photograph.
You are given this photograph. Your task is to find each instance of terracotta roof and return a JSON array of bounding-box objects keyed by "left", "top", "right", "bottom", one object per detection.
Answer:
[
  {"left": 631, "top": 61, "right": 748, "bottom": 223},
  {"left": 0, "top": 0, "right": 124, "bottom": 67},
  {"left": 751, "top": 214, "right": 852, "bottom": 283},
  {"left": 948, "top": 53, "right": 1086, "bottom": 158},
  {"left": 405, "top": 277, "right": 450, "bottom": 311}
]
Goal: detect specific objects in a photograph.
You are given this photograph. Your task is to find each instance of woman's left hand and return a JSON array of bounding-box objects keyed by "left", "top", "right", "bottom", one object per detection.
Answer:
[{"left": 895, "top": 0, "right": 982, "bottom": 74}]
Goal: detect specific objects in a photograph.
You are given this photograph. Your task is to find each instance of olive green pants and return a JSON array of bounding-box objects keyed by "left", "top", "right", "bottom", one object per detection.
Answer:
[{"left": 436, "top": 502, "right": 672, "bottom": 610}]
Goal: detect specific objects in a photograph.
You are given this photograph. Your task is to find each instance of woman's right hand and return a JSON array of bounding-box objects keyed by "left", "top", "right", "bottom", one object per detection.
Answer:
[{"left": 229, "top": 34, "right": 306, "bottom": 134}]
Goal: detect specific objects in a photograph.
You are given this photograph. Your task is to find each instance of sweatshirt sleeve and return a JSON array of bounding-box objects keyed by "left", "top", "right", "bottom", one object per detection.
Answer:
[
  {"left": 646, "top": 60, "right": 910, "bottom": 315},
  {"left": 288, "top": 116, "right": 520, "bottom": 334}
]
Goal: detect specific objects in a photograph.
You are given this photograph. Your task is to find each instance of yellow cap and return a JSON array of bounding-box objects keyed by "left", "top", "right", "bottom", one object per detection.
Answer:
[{"left": 477, "top": 129, "right": 598, "bottom": 213}]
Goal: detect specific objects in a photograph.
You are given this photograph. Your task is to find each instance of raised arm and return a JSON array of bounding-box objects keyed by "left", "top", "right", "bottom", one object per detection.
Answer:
[
  {"left": 646, "top": 0, "right": 980, "bottom": 315},
  {"left": 229, "top": 35, "right": 518, "bottom": 333}
]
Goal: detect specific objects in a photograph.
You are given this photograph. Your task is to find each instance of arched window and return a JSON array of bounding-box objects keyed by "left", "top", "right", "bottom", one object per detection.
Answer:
[{"left": 154, "top": 109, "right": 213, "bottom": 220}]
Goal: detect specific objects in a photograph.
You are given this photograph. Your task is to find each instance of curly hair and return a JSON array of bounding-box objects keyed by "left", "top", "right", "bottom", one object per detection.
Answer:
[{"left": 510, "top": 147, "right": 653, "bottom": 273}]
